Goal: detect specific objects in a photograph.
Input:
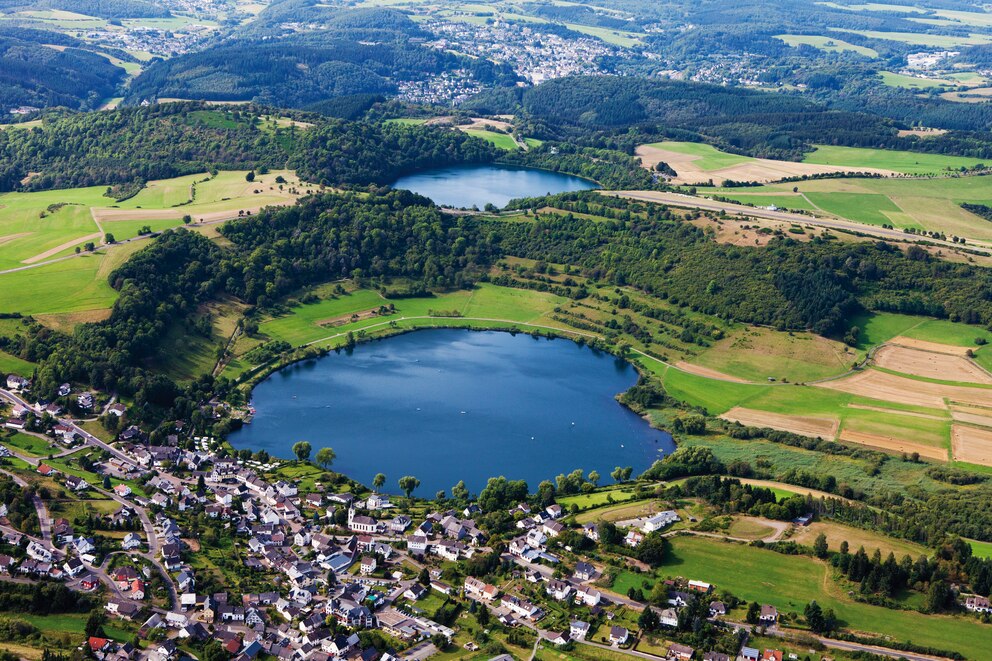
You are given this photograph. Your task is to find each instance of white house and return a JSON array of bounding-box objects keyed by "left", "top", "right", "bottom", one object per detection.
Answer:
[{"left": 642, "top": 510, "right": 679, "bottom": 533}]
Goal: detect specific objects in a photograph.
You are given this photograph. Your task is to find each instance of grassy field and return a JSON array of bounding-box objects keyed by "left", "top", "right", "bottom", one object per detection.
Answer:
[
  {"left": 968, "top": 538, "right": 992, "bottom": 559},
  {"left": 802, "top": 145, "right": 987, "bottom": 175},
  {"left": 643, "top": 141, "right": 752, "bottom": 171},
  {"left": 2, "top": 432, "right": 57, "bottom": 457},
  {"left": 775, "top": 34, "right": 878, "bottom": 57},
  {"left": 664, "top": 535, "right": 992, "bottom": 657},
  {"left": 0, "top": 170, "right": 303, "bottom": 321},
  {"left": 0, "top": 348, "right": 34, "bottom": 375},
  {"left": 709, "top": 170, "right": 992, "bottom": 241},
  {"left": 688, "top": 325, "right": 855, "bottom": 383},
  {"left": 790, "top": 520, "right": 930, "bottom": 558},
  {"left": 832, "top": 28, "right": 992, "bottom": 48},
  {"left": 225, "top": 283, "right": 574, "bottom": 378},
  {"left": 558, "top": 486, "right": 639, "bottom": 509},
  {"left": 460, "top": 128, "right": 519, "bottom": 150},
  {"left": 879, "top": 71, "right": 954, "bottom": 89}
]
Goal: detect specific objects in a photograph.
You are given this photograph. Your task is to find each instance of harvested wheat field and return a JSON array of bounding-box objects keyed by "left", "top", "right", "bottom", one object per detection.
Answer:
[
  {"left": 635, "top": 142, "right": 895, "bottom": 185},
  {"left": 951, "top": 424, "right": 992, "bottom": 466},
  {"left": 674, "top": 361, "right": 753, "bottom": 383},
  {"left": 873, "top": 344, "right": 992, "bottom": 384},
  {"left": 720, "top": 407, "right": 839, "bottom": 439},
  {"left": 839, "top": 429, "right": 948, "bottom": 461},
  {"left": 888, "top": 336, "right": 975, "bottom": 356},
  {"left": 951, "top": 410, "right": 992, "bottom": 428},
  {"left": 817, "top": 369, "right": 992, "bottom": 409}
]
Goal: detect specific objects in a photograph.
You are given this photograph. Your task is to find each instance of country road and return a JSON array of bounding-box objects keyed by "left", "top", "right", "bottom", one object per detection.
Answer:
[{"left": 606, "top": 190, "right": 992, "bottom": 255}]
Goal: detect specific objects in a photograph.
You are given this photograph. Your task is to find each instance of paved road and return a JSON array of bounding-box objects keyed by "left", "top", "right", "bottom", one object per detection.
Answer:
[{"left": 606, "top": 190, "right": 992, "bottom": 255}]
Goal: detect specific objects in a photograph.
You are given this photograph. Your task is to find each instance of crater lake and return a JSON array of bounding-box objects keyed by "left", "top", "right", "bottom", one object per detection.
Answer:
[{"left": 229, "top": 329, "right": 673, "bottom": 494}]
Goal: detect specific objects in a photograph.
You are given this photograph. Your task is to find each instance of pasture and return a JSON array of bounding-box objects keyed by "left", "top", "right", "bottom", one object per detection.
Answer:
[
  {"left": 775, "top": 34, "right": 877, "bottom": 57},
  {"left": 0, "top": 170, "right": 305, "bottom": 322},
  {"left": 637, "top": 141, "right": 896, "bottom": 185},
  {"left": 664, "top": 536, "right": 992, "bottom": 657},
  {"left": 710, "top": 172, "right": 992, "bottom": 241},
  {"left": 801, "top": 144, "right": 987, "bottom": 175},
  {"left": 879, "top": 71, "right": 953, "bottom": 89},
  {"left": 832, "top": 28, "right": 992, "bottom": 48}
]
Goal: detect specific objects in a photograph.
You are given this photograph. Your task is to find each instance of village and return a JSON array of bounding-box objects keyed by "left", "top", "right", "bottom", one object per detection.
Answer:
[{"left": 0, "top": 373, "right": 987, "bottom": 661}]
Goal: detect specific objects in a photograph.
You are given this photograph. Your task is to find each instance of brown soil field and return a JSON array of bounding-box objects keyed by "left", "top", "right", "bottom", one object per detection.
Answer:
[
  {"left": 838, "top": 428, "right": 948, "bottom": 461},
  {"left": 35, "top": 309, "right": 112, "bottom": 332},
  {"left": 951, "top": 410, "right": 992, "bottom": 428},
  {"left": 674, "top": 361, "right": 753, "bottom": 383},
  {"left": 790, "top": 520, "right": 929, "bottom": 557},
  {"left": 873, "top": 344, "right": 992, "bottom": 384},
  {"left": 91, "top": 203, "right": 293, "bottom": 224},
  {"left": 888, "top": 336, "right": 976, "bottom": 356},
  {"left": 720, "top": 406, "right": 839, "bottom": 439},
  {"left": 951, "top": 424, "right": 992, "bottom": 466},
  {"left": 635, "top": 144, "right": 896, "bottom": 185},
  {"left": 316, "top": 308, "right": 384, "bottom": 328},
  {"left": 688, "top": 216, "right": 848, "bottom": 247},
  {"left": 896, "top": 127, "right": 948, "bottom": 138},
  {"left": 817, "top": 369, "right": 992, "bottom": 409}
]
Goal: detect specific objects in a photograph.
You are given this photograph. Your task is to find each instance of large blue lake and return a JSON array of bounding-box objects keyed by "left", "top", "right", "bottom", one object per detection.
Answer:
[
  {"left": 391, "top": 164, "right": 598, "bottom": 209},
  {"left": 230, "top": 329, "right": 673, "bottom": 495}
]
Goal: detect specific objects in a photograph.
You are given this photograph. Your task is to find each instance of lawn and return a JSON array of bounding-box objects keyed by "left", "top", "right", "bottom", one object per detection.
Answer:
[
  {"left": 0, "top": 349, "right": 34, "bottom": 376},
  {"left": 664, "top": 535, "right": 992, "bottom": 657},
  {"left": 802, "top": 145, "right": 987, "bottom": 175},
  {"left": 775, "top": 34, "right": 878, "bottom": 57},
  {"left": 558, "top": 486, "right": 639, "bottom": 510},
  {"left": 574, "top": 499, "right": 661, "bottom": 524},
  {"left": 3, "top": 432, "right": 57, "bottom": 457}
]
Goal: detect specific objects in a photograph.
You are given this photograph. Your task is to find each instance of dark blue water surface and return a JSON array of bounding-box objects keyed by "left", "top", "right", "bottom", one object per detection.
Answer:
[
  {"left": 230, "top": 329, "right": 673, "bottom": 495},
  {"left": 391, "top": 164, "right": 598, "bottom": 208}
]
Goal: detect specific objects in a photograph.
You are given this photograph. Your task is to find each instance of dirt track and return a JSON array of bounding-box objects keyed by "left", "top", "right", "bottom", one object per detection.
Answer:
[
  {"left": 720, "top": 406, "right": 839, "bottom": 439},
  {"left": 674, "top": 361, "right": 753, "bottom": 383}
]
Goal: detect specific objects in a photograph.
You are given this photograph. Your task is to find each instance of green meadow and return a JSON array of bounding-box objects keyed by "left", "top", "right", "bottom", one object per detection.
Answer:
[
  {"left": 461, "top": 128, "right": 520, "bottom": 151},
  {"left": 880, "top": 71, "right": 953, "bottom": 89},
  {"left": 832, "top": 28, "right": 992, "bottom": 48},
  {"left": 775, "top": 34, "right": 878, "bottom": 57},
  {"left": 645, "top": 141, "right": 752, "bottom": 171},
  {"left": 802, "top": 144, "right": 987, "bottom": 175},
  {"left": 661, "top": 536, "right": 992, "bottom": 658},
  {"left": 710, "top": 168, "right": 992, "bottom": 241}
]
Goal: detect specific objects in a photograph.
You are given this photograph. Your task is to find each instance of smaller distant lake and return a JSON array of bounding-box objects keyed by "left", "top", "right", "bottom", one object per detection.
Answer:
[{"left": 391, "top": 164, "right": 598, "bottom": 209}]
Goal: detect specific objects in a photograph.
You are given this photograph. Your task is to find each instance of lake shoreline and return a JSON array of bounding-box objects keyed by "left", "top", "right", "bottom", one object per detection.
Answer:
[{"left": 229, "top": 326, "right": 673, "bottom": 493}]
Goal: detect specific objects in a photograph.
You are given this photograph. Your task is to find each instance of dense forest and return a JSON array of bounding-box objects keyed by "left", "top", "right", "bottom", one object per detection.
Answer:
[
  {"left": 494, "top": 192, "right": 992, "bottom": 332},
  {"left": 0, "top": 28, "right": 125, "bottom": 113},
  {"left": 0, "top": 102, "right": 499, "bottom": 192}
]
